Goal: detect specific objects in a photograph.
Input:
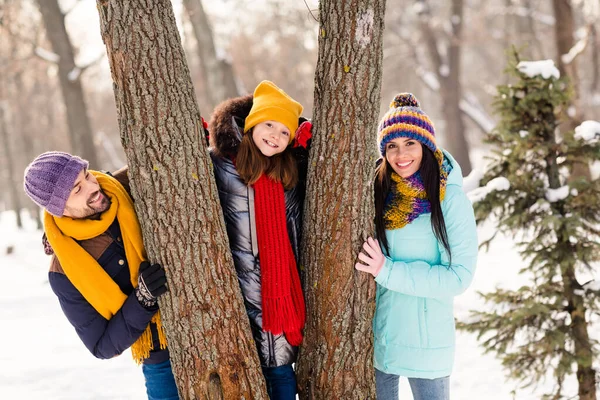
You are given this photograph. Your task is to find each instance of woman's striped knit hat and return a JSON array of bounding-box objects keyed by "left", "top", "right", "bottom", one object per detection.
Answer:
[{"left": 377, "top": 93, "right": 437, "bottom": 157}]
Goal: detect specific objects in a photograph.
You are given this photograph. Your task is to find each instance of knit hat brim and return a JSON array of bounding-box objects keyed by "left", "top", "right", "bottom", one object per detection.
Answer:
[
  {"left": 46, "top": 157, "right": 88, "bottom": 216},
  {"left": 243, "top": 81, "right": 303, "bottom": 141}
]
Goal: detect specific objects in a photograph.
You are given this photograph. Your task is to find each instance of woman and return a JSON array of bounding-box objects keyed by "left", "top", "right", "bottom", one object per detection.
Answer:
[{"left": 355, "top": 93, "right": 478, "bottom": 400}]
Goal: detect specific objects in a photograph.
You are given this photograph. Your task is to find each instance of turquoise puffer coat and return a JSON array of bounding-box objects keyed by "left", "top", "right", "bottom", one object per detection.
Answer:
[{"left": 373, "top": 151, "right": 478, "bottom": 379}]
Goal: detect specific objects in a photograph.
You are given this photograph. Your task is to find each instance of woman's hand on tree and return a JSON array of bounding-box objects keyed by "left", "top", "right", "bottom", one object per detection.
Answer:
[{"left": 355, "top": 237, "right": 385, "bottom": 277}]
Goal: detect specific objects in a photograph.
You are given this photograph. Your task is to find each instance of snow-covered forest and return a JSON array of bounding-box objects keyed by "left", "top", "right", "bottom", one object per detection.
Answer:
[{"left": 1, "top": 0, "right": 598, "bottom": 399}]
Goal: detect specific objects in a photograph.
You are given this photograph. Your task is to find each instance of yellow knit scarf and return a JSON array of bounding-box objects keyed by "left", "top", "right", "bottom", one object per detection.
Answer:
[{"left": 44, "top": 171, "right": 167, "bottom": 364}]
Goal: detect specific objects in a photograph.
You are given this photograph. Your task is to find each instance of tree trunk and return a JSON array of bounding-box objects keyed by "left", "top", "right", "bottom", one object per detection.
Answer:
[
  {"left": 296, "top": 0, "right": 384, "bottom": 398},
  {"left": 552, "top": 0, "right": 590, "bottom": 181},
  {"left": 546, "top": 131, "right": 596, "bottom": 400},
  {"left": 95, "top": 1, "right": 267, "bottom": 398},
  {"left": 183, "top": 0, "right": 239, "bottom": 110},
  {"left": 0, "top": 105, "right": 23, "bottom": 228},
  {"left": 419, "top": 0, "right": 471, "bottom": 175},
  {"left": 36, "top": 0, "right": 98, "bottom": 168}
]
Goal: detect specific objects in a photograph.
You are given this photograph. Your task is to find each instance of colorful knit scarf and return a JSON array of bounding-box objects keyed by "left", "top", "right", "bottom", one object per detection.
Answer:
[
  {"left": 253, "top": 173, "right": 306, "bottom": 346},
  {"left": 43, "top": 171, "right": 167, "bottom": 364},
  {"left": 384, "top": 151, "right": 452, "bottom": 230}
]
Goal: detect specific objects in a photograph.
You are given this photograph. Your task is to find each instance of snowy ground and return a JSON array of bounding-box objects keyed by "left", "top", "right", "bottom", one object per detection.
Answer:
[{"left": 1, "top": 209, "right": 597, "bottom": 399}]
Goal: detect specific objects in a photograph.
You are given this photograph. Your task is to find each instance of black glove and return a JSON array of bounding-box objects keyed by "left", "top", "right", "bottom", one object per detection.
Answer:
[{"left": 135, "top": 261, "right": 168, "bottom": 309}]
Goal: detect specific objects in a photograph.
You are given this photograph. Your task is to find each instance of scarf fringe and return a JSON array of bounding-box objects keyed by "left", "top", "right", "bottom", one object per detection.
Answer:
[{"left": 131, "top": 312, "right": 168, "bottom": 365}]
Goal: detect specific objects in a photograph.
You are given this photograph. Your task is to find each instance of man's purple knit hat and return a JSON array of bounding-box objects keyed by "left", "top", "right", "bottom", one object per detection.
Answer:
[{"left": 23, "top": 151, "right": 88, "bottom": 217}]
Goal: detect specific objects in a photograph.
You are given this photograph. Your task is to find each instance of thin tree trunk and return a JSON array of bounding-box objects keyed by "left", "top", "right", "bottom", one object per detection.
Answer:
[
  {"left": 183, "top": 0, "right": 239, "bottom": 109},
  {"left": 36, "top": 0, "right": 98, "bottom": 168},
  {"left": 419, "top": 0, "right": 471, "bottom": 175},
  {"left": 552, "top": 0, "right": 590, "bottom": 181},
  {"left": 296, "top": 0, "right": 384, "bottom": 398},
  {"left": 591, "top": 24, "right": 599, "bottom": 92},
  {"left": 0, "top": 105, "right": 23, "bottom": 228},
  {"left": 95, "top": 1, "right": 267, "bottom": 398},
  {"left": 545, "top": 119, "right": 596, "bottom": 400}
]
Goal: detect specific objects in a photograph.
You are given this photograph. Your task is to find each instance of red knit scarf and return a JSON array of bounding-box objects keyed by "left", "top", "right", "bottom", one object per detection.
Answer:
[{"left": 253, "top": 173, "right": 305, "bottom": 346}]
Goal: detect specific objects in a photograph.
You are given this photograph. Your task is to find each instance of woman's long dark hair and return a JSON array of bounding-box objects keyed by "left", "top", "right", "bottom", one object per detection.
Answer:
[{"left": 374, "top": 145, "right": 451, "bottom": 265}]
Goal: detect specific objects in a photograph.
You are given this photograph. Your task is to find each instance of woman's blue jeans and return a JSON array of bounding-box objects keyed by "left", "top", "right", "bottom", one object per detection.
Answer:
[
  {"left": 142, "top": 359, "right": 179, "bottom": 400},
  {"left": 375, "top": 368, "right": 450, "bottom": 400},
  {"left": 262, "top": 364, "right": 297, "bottom": 400}
]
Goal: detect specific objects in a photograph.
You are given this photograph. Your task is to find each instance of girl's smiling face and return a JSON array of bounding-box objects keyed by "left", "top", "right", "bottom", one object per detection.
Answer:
[
  {"left": 251, "top": 120, "right": 291, "bottom": 157},
  {"left": 385, "top": 137, "right": 423, "bottom": 178}
]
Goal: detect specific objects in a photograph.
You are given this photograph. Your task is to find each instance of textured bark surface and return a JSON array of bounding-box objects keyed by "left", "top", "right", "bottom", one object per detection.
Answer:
[
  {"left": 95, "top": 1, "right": 267, "bottom": 398},
  {"left": 183, "top": 0, "right": 239, "bottom": 110},
  {"left": 296, "top": 1, "right": 384, "bottom": 398},
  {"left": 419, "top": 0, "right": 472, "bottom": 175},
  {"left": 36, "top": 0, "right": 98, "bottom": 168}
]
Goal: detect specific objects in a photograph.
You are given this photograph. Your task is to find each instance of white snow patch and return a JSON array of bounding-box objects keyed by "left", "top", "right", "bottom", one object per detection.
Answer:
[
  {"left": 516, "top": 60, "right": 560, "bottom": 80},
  {"left": 574, "top": 120, "right": 600, "bottom": 143},
  {"left": 463, "top": 168, "right": 485, "bottom": 194},
  {"left": 561, "top": 29, "right": 588, "bottom": 65},
  {"left": 439, "top": 64, "right": 450, "bottom": 77},
  {"left": 35, "top": 47, "right": 60, "bottom": 63},
  {"left": 467, "top": 177, "right": 510, "bottom": 203},
  {"left": 68, "top": 67, "right": 82, "bottom": 82},
  {"left": 583, "top": 280, "right": 600, "bottom": 292},
  {"left": 545, "top": 186, "right": 569, "bottom": 202}
]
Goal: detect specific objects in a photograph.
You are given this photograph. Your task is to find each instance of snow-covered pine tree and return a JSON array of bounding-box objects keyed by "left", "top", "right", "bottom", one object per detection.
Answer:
[{"left": 459, "top": 52, "right": 600, "bottom": 400}]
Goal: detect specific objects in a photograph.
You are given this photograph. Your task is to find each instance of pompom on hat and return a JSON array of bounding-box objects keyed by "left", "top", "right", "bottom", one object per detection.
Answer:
[
  {"left": 23, "top": 151, "right": 88, "bottom": 217},
  {"left": 244, "top": 80, "right": 303, "bottom": 142},
  {"left": 377, "top": 93, "right": 438, "bottom": 157}
]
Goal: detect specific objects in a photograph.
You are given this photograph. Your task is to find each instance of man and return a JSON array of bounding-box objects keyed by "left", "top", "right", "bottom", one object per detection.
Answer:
[{"left": 23, "top": 151, "right": 178, "bottom": 400}]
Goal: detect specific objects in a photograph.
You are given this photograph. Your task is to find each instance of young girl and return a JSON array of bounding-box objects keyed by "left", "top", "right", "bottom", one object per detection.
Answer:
[
  {"left": 208, "top": 81, "right": 310, "bottom": 399},
  {"left": 355, "top": 94, "right": 478, "bottom": 400}
]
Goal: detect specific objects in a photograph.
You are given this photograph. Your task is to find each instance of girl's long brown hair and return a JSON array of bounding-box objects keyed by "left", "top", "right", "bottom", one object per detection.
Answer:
[{"left": 236, "top": 130, "right": 298, "bottom": 190}]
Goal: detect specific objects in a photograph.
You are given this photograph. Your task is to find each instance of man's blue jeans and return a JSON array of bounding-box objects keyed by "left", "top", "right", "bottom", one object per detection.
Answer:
[
  {"left": 375, "top": 368, "right": 450, "bottom": 400},
  {"left": 142, "top": 359, "right": 179, "bottom": 400},
  {"left": 262, "top": 364, "right": 297, "bottom": 400}
]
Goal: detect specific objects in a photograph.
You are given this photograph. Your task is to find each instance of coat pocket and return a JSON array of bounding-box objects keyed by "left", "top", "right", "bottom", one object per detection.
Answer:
[{"left": 424, "top": 298, "right": 455, "bottom": 348}]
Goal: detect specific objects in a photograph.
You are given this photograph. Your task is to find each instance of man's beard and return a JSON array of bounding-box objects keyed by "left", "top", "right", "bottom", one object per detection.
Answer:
[
  {"left": 84, "top": 192, "right": 111, "bottom": 220},
  {"left": 65, "top": 189, "right": 112, "bottom": 220}
]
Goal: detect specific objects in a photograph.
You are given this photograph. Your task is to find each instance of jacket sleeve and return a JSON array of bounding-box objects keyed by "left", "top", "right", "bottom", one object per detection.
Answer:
[
  {"left": 374, "top": 187, "right": 478, "bottom": 298},
  {"left": 49, "top": 271, "right": 158, "bottom": 359}
]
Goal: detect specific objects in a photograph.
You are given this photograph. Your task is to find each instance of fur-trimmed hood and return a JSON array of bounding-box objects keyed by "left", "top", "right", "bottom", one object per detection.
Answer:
[{"left": 208, "top": 94, "right": 253, "bottom": 159}]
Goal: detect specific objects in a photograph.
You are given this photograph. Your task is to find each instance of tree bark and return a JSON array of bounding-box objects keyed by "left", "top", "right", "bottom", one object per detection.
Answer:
[
  {"left": 95, "top": 1, "right": 267, "bottom": 398},
  {"left": 36, "top": 0, "right": 98, "bottom": 168},
  {"left": 0, "top": 105, "right": 23, "bottom": 228},
  {"left": 296, "top": 0, "right": 384, "bottom": 398},
  {"left": 183, "top": 0, "right": 239, "bottom": 110},
  {"left": 419, "top": 0, "right": 472, "bottom": 175}
]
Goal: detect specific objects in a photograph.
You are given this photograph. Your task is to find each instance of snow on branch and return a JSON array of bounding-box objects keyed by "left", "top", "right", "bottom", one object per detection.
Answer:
[
  {"left": 561, "top": 27, "right": 589, "bottom": 65},
  {"left": 467, "top": 177, "right": 510, "bottom": 203},
  {"left": 516, "top": 60, "right": 560, "bottom": 79},
  {"left": 68, "top": 67, "right": 81, "bottom": 82},
  {"left": 574, "top": 120, "right": 600, "bottom": 144},
  {"left": 545, "top": 186, "right": 570, "bottom": 202},
  {"left": 35, "top": 47, "right": 60, "bottom": 63}
]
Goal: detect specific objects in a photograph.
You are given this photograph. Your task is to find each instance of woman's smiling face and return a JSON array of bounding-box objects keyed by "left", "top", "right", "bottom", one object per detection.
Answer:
[{"left": 385, "top": 137, "right": 423, "bottom": 178}]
